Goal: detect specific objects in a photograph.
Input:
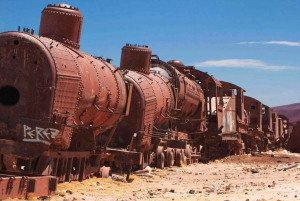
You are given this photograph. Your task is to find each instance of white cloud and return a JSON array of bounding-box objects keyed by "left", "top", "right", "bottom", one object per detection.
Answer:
[
  {"left": 193, "top": 59, "right": 296, "bottom": 71},
  {"left": 236, "top": 41, "right": 300, "bottom": 47}
]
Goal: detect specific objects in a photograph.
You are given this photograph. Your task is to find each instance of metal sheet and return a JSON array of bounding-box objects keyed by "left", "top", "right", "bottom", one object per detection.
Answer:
[{"left": 0, "top": 171, "right": 57, "bottom": 199}]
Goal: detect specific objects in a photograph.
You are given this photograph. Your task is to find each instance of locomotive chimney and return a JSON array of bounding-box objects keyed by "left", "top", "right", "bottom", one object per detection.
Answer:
[
  {"left": 39, "top": 3, "right": 83, "bottom": 50},
  {"left": 120, "top": 44, "right": 152, "bottom": 74}
]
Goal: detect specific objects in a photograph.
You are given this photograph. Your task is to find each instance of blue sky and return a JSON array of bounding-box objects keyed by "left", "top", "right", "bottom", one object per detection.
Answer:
[{"left": 0, "top": 0, "right": 299, "bottom": 107}]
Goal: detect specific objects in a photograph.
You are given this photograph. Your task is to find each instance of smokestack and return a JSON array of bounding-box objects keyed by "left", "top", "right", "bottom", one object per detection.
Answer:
[
  {"left": 39, "top": 3, "right": 83, "bottom": 50},
  {"left": 120, "top": 44, "right": 152, "bottom": 74}
]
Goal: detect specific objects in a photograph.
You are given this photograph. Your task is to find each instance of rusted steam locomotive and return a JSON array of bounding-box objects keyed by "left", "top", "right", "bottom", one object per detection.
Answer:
[{"left": 0, "top": 3, "right": 289, "bottom": 196}]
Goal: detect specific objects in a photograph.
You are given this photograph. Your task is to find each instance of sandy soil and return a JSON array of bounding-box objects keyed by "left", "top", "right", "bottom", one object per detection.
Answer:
[{"left": 48, "top": 150, "right": 300, "bottom": 201}]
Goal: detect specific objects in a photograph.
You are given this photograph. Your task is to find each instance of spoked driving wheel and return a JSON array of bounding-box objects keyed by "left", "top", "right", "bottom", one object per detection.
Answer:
[
  {"left": 166, "top": 148, "right": 174, "bottom": 167},
  {"left": 185, "top": 145, "right": 192, "bottom": 165},
  {"left": 175, "top": 149, "right": 182, "bottom": 167},
  {"left": 156, "top": 146, "right": 165, "bottom": 169}
]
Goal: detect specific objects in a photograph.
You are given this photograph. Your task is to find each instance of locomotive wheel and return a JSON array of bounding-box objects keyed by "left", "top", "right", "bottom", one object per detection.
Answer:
[
  {"left": 156, "top": 146, "right": 165, "bottom": 169},
  {"left": 166, "top": 148, "right": 174, "bottom": 167},
  {"left": 186, "top": 145, "right": 192, "bottom": 165},
  {"left": 175, "top": 149, "right": 182, "bottom": 167},
  {"left": 100, "top": 166, "right": 112, "bottom": 178},
  {"left": 35, "top": 155, "right": 54, "bottom": 175}
]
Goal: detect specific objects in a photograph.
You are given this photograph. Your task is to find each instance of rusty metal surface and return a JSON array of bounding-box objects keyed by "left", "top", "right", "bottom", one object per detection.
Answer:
[
  {"left": 103, "top": 148, "right": 143, "bottom": 165},
  {"left": 177, "top": 75, "right": 203, "bottom": 118},
  {"left": 166, "top": 140, "right": 187, "bottom": 149},
  {"left": 221, "top": 81, "right": 247, "bottom": 127},
  {"left": 221, "top": 91, "right": 237, "bottom": 133},
  {"left": 111, "top": 70, "right": 157, "bottom": 152},
  {"left": 218, "top": 81, "right": 247, "bottom": 154},
  {"left": 120, "top": 44, "right": 152, "bottom": 74},
  {"left": 39, "top": 4, "right": 83, "bottom": 49},
  {"left": 155, "top": 61, "right": 208, "bottom": 135},
  {"left": 46, "top": 151, "right": 101, "bottom": 182},
  {"left": 286, "top": 121, "right": 300, "bottom": 152},
  {"left": 244, "top": 96, "right": 263, "bottom": 132},
  {"left": 272, "top": 112, "right": 279, "bottom": 139},
  {"left": 149, "top": 72, "right": 174, "bottom": 127},
  {"left": 0, "top": 171, "right": 57, "bottom": 199},
  {"left": 0, "top": 32, "right": 56, "bottom": 143},
  {"left": 151, "top": 61, "right": 203, "bottom": 124},
  {"left": 80, "top": 55, "right": 127, "bottom": 133},
  {"left": 278, "top": 114, "right": 289, "bottom": 146},
  {"left": 262, "top": 105, "right": 273, "bottom": 133}
]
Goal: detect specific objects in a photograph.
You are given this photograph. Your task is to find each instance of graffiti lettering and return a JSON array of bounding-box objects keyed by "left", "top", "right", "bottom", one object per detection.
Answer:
[{"left": 23, "top": 125, "right": 60, "bottom": 144}]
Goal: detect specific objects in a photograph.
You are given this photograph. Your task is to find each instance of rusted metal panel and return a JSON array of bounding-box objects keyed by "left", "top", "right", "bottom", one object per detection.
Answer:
[
  {"left": 126, "top": 71, "right": 157, "bottom": 150},
  {"left": 244, "top": 96, "right": 263, "bottom": 132},
  {"left": 221, "top": 81, "right": 246, "bottom": 124},
  {"left": 262, "top": 105, "right": 273, "bottom": 132},
  {"left": 219, "top": 81, "right": 248, "bottom": 140},
  {"left": 104, "top": 148, "right": 143, "bottom": 165},
  {"left": 222, "top": 95, "right": 237, "bottom": 133},
  {"left": 42, "top": 37, "right": 81, "bottom": 149},
  {"left": 149, "top": 73, "right": 174, "bottom": 127},
  {"left": 48, "top": 151, "right": 95, "bottom": 182},
  {"left": 0, "top": 171, "right": 57, "bottom": 199},
  {"left": 105, "top": 69, "right": 158, "bottom": 152},
  {"left": 166, "top": 140, "right": 187, "bottom": 149},
  {"left": 178, "top": 76, "right": 203, "bottom": 118},
  {"left": 89, "top": 56, "right": 127, "bottom": 132}
]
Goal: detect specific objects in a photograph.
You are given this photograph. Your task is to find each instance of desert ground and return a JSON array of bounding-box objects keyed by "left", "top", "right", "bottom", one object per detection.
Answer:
[{"left": 48, "top": 150, "right": 300, "bottom": 201}]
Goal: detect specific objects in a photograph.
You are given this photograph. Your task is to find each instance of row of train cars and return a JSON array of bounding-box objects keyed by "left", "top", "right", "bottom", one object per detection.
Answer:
[{"left": 0, "top": 3, "right": 291, "bottom": 198}]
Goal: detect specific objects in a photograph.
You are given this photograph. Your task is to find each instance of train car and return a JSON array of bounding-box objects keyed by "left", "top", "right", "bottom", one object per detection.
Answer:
[
  {"left": 244, "top": 96, "right": 289, "bottom": 152},
  {"left": 244, "top": 96, "right": 264, "bottom": 152},
  {"left": 272, "top": 113, "right": 289, "bottom": 149},
  {"left": 166, "top": 60, "right": 224, "bottom": 160},
  {"left": 219, "top": 81, "right": 248, "bottom": 156},
  {"left": 165, "top": 62, "right": 248, "bottom": 160}
]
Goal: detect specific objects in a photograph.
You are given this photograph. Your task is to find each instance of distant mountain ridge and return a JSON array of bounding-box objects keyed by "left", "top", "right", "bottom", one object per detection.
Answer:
[{"left": 272, "top": 102, "right": 300, "bottom": 123}]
